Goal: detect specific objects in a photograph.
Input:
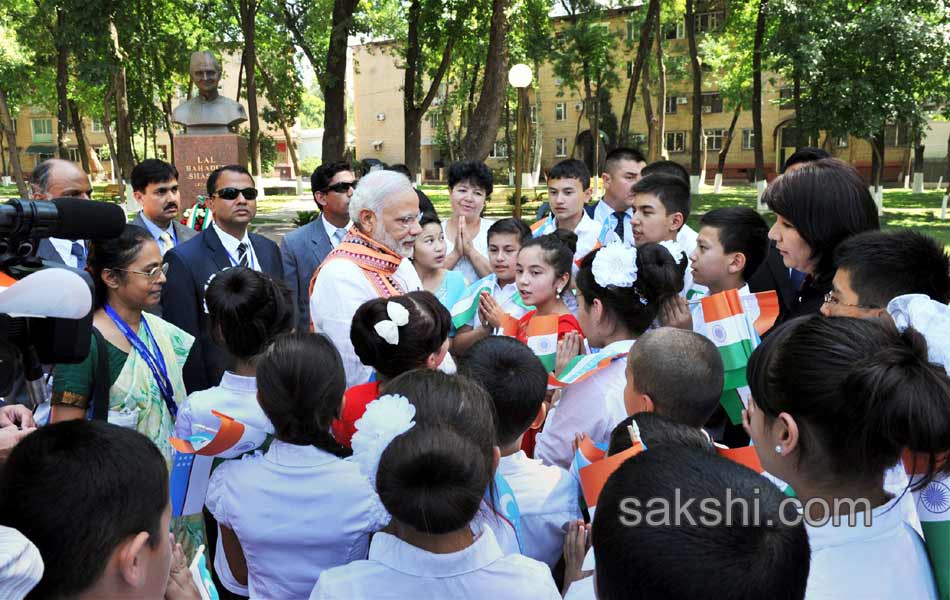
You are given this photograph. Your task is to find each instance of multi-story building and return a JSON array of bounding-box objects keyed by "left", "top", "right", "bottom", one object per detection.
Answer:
[{"left": 352, "top": 4, "right": 922, "bottom": 183}]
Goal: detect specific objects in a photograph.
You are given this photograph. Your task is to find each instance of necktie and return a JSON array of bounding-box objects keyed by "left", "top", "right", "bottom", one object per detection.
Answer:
[
  {"left": 335, "top": 228, "right": 347, "bottom": 245},
  {"left": 159, "top": 232, "right": 174, "bottom": 256},
  {"left": 70, "top": 241, "right": 86, "bottom": 270},
  {"left": 237, "top": 242, "right": 249, "bottom": 268},
  {"left": 612, "top": 211, "right": 627, "bottom": 242},
  {"left": 789, "top": 268, "right": 806, "bottom": 291}
]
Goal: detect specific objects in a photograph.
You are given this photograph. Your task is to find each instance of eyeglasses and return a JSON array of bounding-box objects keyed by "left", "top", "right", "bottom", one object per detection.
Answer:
[
  {"left": 822, "top": 292, "right": 879, "bottom": 310},
  {"left": 214, "top": 187, "right": 259, "bottom": 200},
  {"left": 113, "top": 263, "right": 169, "bottom": 281},
  {"left": 324, "top": 181, "right": 356, "bottom": 194}
]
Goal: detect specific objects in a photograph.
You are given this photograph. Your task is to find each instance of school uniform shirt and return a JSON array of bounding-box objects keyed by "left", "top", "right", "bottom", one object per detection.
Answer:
[
  {"left": 212, "top": 221, "right": 260, "bottom": 271},
  {"left": 309, "top": 524, "right": 561, "bottom": 600},
  {"left": 174, "top": 371, "right": 271, "bottom": 440},
  {"left": 572, "top": 212, "right": 604, "bottom": 267},
  {"left": 535, "top": 341, "right": 634, "bottom": 470},
  {"left": 206, "top": 440, "right": 387, "bottom": 600},
  {"left": 592, "top": 199, "right": 634, "bottom": 246},
  {"left": 804, "top": 494, "right": 938, "bottom": 600},
  {"left": 496, "top": 450, "right": 583, "bottom": 567},
  {"left": 0, "top": 526, "right": 43, "bottom": 600},
  {"left": 465, "top": 278, "right": 531, "bottom": 329},
  {"left": 443, "top": 217, "right": 492, "bottom": 285}
]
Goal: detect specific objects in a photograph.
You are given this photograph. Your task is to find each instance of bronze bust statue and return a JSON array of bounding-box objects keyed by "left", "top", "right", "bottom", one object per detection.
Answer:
[{"left": 172, "top": 51, "right": 247, "bottom": 135}]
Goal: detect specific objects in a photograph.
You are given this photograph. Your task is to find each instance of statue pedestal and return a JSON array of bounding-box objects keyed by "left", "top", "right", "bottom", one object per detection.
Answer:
[{"left": 174, "top": 134, "right": 248, "bottom": 210}]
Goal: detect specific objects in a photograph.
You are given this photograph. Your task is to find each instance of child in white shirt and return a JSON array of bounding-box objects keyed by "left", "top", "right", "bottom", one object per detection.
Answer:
[
  {"left": 313, "top": 370, "right": 561, "bottom": 599},
  {"left": 206, "top": 333, "right": 386, "bottom": 600},
  {"left": 460, "top": 336, "right": 582, "bottom": 567}
]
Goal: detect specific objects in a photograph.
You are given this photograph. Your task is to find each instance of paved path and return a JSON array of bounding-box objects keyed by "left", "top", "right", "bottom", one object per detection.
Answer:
[{"left": 252, "top": 197, "right": 316, "bottom": 245}]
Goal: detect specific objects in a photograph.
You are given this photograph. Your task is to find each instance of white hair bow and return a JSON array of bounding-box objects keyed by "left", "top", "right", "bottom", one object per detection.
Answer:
[{"left": 373, "top": 300, "right": 411, "bottom": 345}]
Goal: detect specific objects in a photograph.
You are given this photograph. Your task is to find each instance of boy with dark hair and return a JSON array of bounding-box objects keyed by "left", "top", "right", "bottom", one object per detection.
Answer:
[
  {"left": 592, "top": 447, "right": 810, "bottom": 600},
  {"left": 822, "top": 229, "right": 950, "bottom": 318},
  {"left": 640, "top": 159, "right": 690, "bottom": 184},
  {"left": 535, "top": 159, "right": 603, "bottom": 264},
  {"left": 460, "top": 337, "right": 581, "bottom": 568},
  {"left": 607, "top": 412, "right": 714, "bottom": 456},
  {"left": 0, "top": 420, "right": 196, "bottom": 599},
  {"left": 624, "top": 327, "right": 724, "bottom": 428},
  {"left": 587, "top": 147, "right": 647, "bottom": 246},
  {"left": 783, "top": 146, "right": 831, "bottom": 173},
  {"left": 690, "top": 207, "right": 770, "bottom": 295},
  {"left": 131, "top": 158, "right": 196, "bottom": 255}
]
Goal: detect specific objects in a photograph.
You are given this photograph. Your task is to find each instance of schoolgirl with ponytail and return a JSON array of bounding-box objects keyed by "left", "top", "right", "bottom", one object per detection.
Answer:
[
  {"left": 744, "top": 315, "right": 950, "bottom": 599},
  {"left": 206, "top": 333, "right": 385, "bottom": 599},
  {"left": 535, "top": 241, "right": 685, "bottom": 469}
]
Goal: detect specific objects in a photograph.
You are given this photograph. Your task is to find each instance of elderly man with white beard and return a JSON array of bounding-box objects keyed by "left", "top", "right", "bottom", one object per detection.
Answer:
[{"left": 309, "top": 170, "right": 425, "bottom": 387}]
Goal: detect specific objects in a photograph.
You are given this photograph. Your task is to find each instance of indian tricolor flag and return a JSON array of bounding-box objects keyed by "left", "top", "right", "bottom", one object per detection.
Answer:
[
  {"left": 502, "top": 313, "right": 560, "bottom": 371},
  {"left": 530, "top": 215, "right": 555, "bottom": 237},
  {"left": 905, "top": 452, "right": 950, "bottom": 600},
  {"left": 450, "top": 274, "right": 530, "bottom": 329},
  {"left": 717, "top": 445, "right": 794, "bottom": 497}
]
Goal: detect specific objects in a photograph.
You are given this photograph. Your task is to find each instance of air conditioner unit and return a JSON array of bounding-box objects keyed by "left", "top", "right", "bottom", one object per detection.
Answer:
[
  {"left": 376, "top": 113, "right": 386, "bottom": 121},
  {"left": 574, "top": 102, "right": 584, "bottom": 111},
  {"left": 701, "top": 105, "right": 712, "bottom": 113},
  {"left": 372, "top": 140, "right": 384, "bottom": 150},
  {"left": 677, "top": 97, "right": 688, "bottom": 105}
]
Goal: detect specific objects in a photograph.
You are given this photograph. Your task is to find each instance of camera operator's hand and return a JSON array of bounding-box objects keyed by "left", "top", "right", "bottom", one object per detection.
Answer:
[
  {"left": 0, "top": 404, "right": 35, "bottom": 429},
  {"left": 0, "top": 425, "right": 34, "bottom": 463}
]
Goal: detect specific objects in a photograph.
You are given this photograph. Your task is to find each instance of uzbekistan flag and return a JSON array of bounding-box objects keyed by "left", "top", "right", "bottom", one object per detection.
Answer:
[
  {"left": 502, "top": 313, "right": 560, "bottom": 371},
  {"left": 717, "top": 445, "right": 795, "bottom": 497},
  {"left": 450, "top": 274, "right": 531, "bottom": 329},
  {"left": 549, "top": 339, "right": 632, "bottom": 389},
  {"left": 698, "top": 289, "right": 779, "bottom": 424},
  {"left": 531, "top": 215, "right": 555, "bottom": 237},
  {"left": 905, "top": 452, "right": 950, "bottom": 600}
]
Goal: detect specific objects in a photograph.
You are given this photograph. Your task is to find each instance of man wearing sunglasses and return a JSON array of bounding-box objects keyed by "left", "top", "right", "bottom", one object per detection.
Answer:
[
  {"left": 281, "top": 161, "right": 356, "bottom": 332},
  {"left": 162, "top": 164, "right": 283, "bottom": 393}
]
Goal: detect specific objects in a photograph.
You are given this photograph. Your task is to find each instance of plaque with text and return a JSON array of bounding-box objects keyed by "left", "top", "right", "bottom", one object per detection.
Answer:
[{"left": 174, "top": 134, "right": 248, "bottom": 210}]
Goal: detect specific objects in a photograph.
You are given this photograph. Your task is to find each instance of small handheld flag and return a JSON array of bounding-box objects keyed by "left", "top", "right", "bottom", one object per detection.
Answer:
[{"left": 905, "top": 452, "right": 950, "bottom": 600}]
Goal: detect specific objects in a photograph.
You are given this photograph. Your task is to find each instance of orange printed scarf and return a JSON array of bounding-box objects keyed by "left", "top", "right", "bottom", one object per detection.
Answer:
[{"left": 309, "top": 226, "right": 406, "bottom": 305}]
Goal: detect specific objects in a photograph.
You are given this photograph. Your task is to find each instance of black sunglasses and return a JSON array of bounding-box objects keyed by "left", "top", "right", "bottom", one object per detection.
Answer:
[
  {"left": 325, "top": 181, "right": 356, "bottom": 194},
  {"left": 214, "top": 187, "right": 259, "bottom": 200}
]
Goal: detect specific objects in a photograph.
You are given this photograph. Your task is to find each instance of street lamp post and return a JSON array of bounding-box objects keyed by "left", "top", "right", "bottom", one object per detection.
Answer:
[{"left": 508, "top": 63, "right": 533, "bottom": 219}]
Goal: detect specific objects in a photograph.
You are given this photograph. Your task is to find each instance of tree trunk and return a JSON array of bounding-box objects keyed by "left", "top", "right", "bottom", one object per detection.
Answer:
[
  {"left": 642, "top": 64, "right": 657, "bottom": 159},
  {"left": 462, "top": 61, "right": 481, "bottom": 140},
  {"left": 912, "top": 130, "right": 925, "bottom": 194},
  {"left": 54, "top": 8, "right": 70, "bottom": 160},
  {"left": 109, "top": 19, "right": 135, "bottom": 182},
  {"left": 403, "top": 0, "right": 457, "bottom": 176},
  {"left": 68, "top": 100, "right": 91, "bottom": 174},
  {"left": 685, "top": 0, "right": 704, "bottom": 189},
  {"left": 162, "top": 96, "right": 175, "bottom": 163},
  {"left": 0, "top": 89, "right": 29, "bottom": 198},
  {"left": 792, "top": 68, "right": 804, "bottom": 148},
  {"left": 655, "top": 12, "right": 667, "bottom": 160},
  {"left": 256, "top": 59, "right": 300, "bottom": 178},
  {"left": 717, "top": 107, "right": 741, "bottom": 175},
  {"left": 752, "top": 0, "right": 768, "bottom": 196},
  {"left": 504, "top": 94, "right": 512, "bottom": 173},
  {"left": 871, "top": 130, "right": 885, "bottom": 190},
  {"left": 0, "top": 127, "right": 6, "bottom": 177},
  {"left": 102, "top": 88, "right": 119, "bottom": 181},
  {"left": 619, "top": 0, "right": 660, "bottom": 145},
  {"left": 322, "top": 0, "right": 360, "bottom": 163},
  {"left": 459, "top": 0, "right": 509, "bottom": 161},
  {"left": 531, "top": 64, "right": 543, "bottom": 184},
  {"left": 238, "top": 0, "right": 261, "bottom": 179}
]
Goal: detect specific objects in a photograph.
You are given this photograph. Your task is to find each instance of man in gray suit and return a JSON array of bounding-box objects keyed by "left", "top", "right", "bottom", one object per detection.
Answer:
[
  {"left": 129, "top": 159, "right": 197, "bottom": 254},
  {"left": 281, "top": 161, "right": 356, "bottom": 331}
]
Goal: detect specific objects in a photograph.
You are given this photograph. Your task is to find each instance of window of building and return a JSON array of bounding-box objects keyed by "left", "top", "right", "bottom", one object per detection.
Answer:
[
  {"left": 67, "top": 148, "right": 81, "bottom": 163},
  {"left": 666, "top": 131, "right": 686, "bottom": 153},
  {"left": 489, "top": 141, "right": 508, "bottom": 159},
  {"left": 555, "top": 137, "right": 568, "bottom": 157},
  {"left": 626, "top": 61, "right": 633, "bottom": 78},
  {"left": 884, "top": 123, "right": 908, "bottom": 147},
  {"left": 701, "top": 92, "right": 723, "bottom": 114},
  {"left": 665, "top": 96, "right": 683, "bottom": 114},
  {"left": 779, "top": 87, "right": 794, "bottom": 110},
  {"left": 555, "top": 102, "right": 566, "bottom": 121},
  {"left": 530, "top": 105, "right": 537, "bottom": 124},
  {"left": 665, "top": 22, "right": 685, "bottom": 39},
  {"left": 31, "top": 118, "right": 53, "bottom": 142},
  {"left": 742, "top": 128, "right": 756, "bottom": 150},
  {"left": 836, "top": 135, "right": 849, "bottom": 148},
  {"left": 627, "top": 20, "right": 635, "bottom": 41},
  {"left": 695, "top": 11, "right": 723, "bottom": 33},
  {"left": 157, "top": 145, "right": 169, "bottom": 161},
  {"left": 427, "top": 112, "right": 441, "bottom": 128},
  {"left": 91, "top": 119, "right": 104, "bottom": 133},
  {"left": 705, "top": 129, "right": 724, "bottom": 151}
]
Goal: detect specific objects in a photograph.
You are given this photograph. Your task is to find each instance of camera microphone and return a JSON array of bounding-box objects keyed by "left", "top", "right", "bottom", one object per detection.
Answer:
[{"left": 0, "top": 197, "right": 127, "bottom": 240}]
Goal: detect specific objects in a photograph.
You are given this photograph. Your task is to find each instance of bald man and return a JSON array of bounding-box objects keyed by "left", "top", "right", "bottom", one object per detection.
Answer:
[{"left": 30, "top": 159, "right": 93, "bottom": 268}]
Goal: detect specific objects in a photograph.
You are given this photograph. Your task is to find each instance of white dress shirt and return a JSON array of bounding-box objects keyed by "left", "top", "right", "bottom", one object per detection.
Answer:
[
  {"left": 175, "top": 371, "right": 272, "bottom": 440},
  {"left": 495, "top": 450, "right": 582, "bottom": 567},
  {"left": 536, "top": 342, "right": 634, "bottom": 470},
  {"left": 206, "top": 440, "right": 387, "bottom": 600},
  {"left": 805, "top": 494, "right": 938, "bottom": 599},
  {"left": 465, "top": 277, "right": 531, "bottom": 329},
  {"left": 572, "top": 212, "right": 604, "bottom": 267},
  {"left": 310, "top": 525, "right": 561, "bottom": 600},
  {"left": 310, "top": 255, "right": 422, "bottom": 388},
  {"left": 322, "top": 217, "right": 352, "bottom": 249},
  {"left": 0, "top": 526, "right": 43, "bottom": 600},
  {"left": 443, "top": 217, "right": 492, "bottom": 285},
  {"left": 592, "top": 198, "right": 634, "bottom": 246},
  {"left": 212, "top": 222, "right": 260, "bottom": 271}
]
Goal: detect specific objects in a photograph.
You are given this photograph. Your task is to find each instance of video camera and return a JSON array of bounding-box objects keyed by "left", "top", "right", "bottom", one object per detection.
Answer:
[{"left": 0, "top": 197, "right": 126, "bottom": 407}]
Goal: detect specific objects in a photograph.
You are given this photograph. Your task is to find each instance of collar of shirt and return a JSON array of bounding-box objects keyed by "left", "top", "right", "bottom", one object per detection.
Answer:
[
  {"left": 593, "top": 198, "right": 632, "bottom": 223},
  {"left": 212, "top": 221, "right": 254, "bottom": 263},
  {"left": 139, "top": 212, "right": 176, "bottom": 244},
  {"left": 368, "top": 523, "right": 504, "bottom": 578},
  {"left": 321, "top": 214, "right": 352, "bottom": 245},
  {"left": 498, "top": 450, "right": 533, "bottom": 476},
  {"left": 264, "top": 439, "right": 339, "bottom": 468},
  {"left": 48, "top": 237, "right": 83, "bottom": 267},
  {"left": 219, "top": 371, "right": 258, "bottom": 394},
  {"left": 805, "top": 493, "right": 904, "bottom": 550},
  {"left": 572, "top": 211, "right": 602, "bottom": 237}
]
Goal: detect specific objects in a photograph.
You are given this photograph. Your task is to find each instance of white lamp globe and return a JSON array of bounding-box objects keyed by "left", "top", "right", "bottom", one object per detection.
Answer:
[{"left": 508, "top": 63, "right": 533, "bottom": 88}]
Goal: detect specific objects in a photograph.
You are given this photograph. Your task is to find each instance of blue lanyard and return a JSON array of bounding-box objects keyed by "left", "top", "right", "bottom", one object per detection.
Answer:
[
  {"left": 224, "top": 242, "right": 256, "bottom": 270},
  {"left": 104, "top": 304, "right": 177, "bottom": 418}
]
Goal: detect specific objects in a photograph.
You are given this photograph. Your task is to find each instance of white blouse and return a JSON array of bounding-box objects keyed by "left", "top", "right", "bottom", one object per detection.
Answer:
[
  {"left": 206, "top": 440, "right": 387, "bottom": 600},
  {"left": 805, "top": 494, "right": 938, "bottom": 600},
  {"left": 310, "top": 525, "right": 561, "bottom": 600},
  {"left": 535, "top": 341, "right": 634, "bottom": 469},
  {"left": 443, "top": 217, "right": 492, "bottom": 285},
  {"left": 175, "top": 371, "right": 270, "bottom": 440}
]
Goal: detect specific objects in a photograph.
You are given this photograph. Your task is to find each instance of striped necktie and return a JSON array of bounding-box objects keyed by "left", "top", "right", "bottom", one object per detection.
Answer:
[{"left": 237, "top": 242, "right": 249, "bottom": 268}]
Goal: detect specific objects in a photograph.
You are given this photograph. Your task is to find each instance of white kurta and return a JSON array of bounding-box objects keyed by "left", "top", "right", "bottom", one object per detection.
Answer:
[
  {"left": 535, "top": 341, "right": 634, "bottom": 470},
  {"left": 804, "top": 494, "right": 938, "bottom": 600},
  {"left": 309, "top": 526, "right": 561, "bottom": 600},
  {"left": 310, "top": 256, "right": 422, "bottom": 388}
]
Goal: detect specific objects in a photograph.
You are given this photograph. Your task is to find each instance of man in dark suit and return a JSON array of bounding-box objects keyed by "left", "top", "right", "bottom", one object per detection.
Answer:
[
  {"left": 162, "top": 164, "right": 283, "bottom": 393},
  {"left": 281, "top": 161, "right": 355, "bottom": 332},
  {"left": 30, "top": 159, "right": 93, "bottom": 267},
  {"left": 129, "top": 159, "right": 197, "bottom": 255}
]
